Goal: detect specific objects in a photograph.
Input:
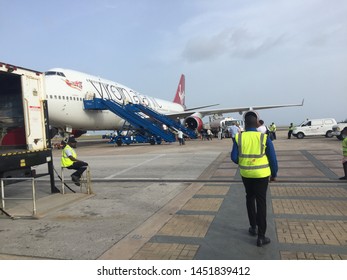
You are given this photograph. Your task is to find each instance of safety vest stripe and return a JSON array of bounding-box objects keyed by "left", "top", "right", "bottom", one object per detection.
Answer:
[
  {"left": 260, "top": 133, "right": 265, "bottom": 154},
  {"left": 239, "top": 154, "right": 265, "bottom": 158},
  {"left": 237, "top": 133, "right": 242, "bottom": 156},
  {"left": 239, "top": 164, "right": 270, "bottom": 170}
]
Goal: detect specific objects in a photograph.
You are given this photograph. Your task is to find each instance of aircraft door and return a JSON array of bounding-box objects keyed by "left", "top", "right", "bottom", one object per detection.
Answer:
[
  {"left": 304, "top": 121, "right": 316, "bottom": 135},
  {"left": 21, "top": 74, "right": 46, "bottom": 150}
]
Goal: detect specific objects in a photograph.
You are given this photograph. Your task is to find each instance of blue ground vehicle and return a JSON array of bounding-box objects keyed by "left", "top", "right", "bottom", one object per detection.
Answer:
[{"left": 109, "top": 132, "right": 162, "bottom": 146}]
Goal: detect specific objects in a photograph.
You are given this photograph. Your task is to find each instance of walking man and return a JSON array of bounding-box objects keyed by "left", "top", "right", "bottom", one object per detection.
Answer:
[
  {"left": 231, "top": 111, "right": 278, "bottom": 247},
  {"left": 339, "top": 127, "right": 347, "bottom": 180},
  {"left": 177, "top": 129, "right": 184, "bottom": 145},
  {"left": 288, "top": 123, "right": 294, "bottom": 139},
  {"left": 229, "top": 121, "right": 241, "bottom": 142},
  {"left": 269, "top": 122, "right": 277, "bottom": 140},
  {"left": 257, "top": 120, "right": 268, "bottom": 134}
]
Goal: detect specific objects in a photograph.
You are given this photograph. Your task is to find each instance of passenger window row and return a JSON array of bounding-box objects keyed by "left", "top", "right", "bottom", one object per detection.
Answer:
[{"left": 48, "top": 95, "right": 83, "bottom": 101}]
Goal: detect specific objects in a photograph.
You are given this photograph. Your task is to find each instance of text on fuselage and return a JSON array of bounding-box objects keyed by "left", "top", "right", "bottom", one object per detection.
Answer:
[{"left": 87, "top": 79, "right": 161, "bottom": 108}]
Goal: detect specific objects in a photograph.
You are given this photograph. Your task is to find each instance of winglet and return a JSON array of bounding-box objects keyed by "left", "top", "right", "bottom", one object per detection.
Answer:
[{"left": 173, "top": 74, "right": 186, "bottom": 108}]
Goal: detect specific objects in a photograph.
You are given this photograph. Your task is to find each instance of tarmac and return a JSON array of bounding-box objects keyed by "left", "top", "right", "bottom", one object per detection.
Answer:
[{"left": 0, "top": 130, "right": 346, "bottom": 260}]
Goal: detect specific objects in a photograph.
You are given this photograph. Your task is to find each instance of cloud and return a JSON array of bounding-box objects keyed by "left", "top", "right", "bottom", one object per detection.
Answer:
[
  {"left": 176, "top": 0, "right": 347, "bottom": 64},
  {"left": 181, "top": 30, "right": 229, "bottom": 62},
  {"left": 181, "top": 27, "right": 284, "bottom": 62}
]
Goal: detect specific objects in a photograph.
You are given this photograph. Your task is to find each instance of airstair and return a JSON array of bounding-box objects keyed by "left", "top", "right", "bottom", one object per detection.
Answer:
[
  {"left": 130, "top": 103, "right": 197, "bottom": 139},
  {"left": 83, "top": 98, "right": 196, "bottom": 143}
]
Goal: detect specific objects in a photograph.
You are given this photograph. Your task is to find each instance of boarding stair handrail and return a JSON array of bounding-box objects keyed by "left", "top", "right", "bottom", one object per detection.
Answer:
[
  {"left": 83, "top": 98, "right": 176, "bottom": 142},
  {"left": 129, "top": 103, "right": 197, "bottom": 139}
]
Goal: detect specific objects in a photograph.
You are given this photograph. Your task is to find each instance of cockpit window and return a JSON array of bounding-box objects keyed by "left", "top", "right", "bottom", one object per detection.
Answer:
[
  {"left": 44, "top": 71, "right": 55, "bottom": 76},
  {"left": 44, "top": 71, "right": 66, "bottom": 77}
]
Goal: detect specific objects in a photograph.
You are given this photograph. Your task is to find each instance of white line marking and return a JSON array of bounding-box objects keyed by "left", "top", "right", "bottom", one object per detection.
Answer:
[{"left": 105, "top": 154, "right": 166, "bottom": 179}]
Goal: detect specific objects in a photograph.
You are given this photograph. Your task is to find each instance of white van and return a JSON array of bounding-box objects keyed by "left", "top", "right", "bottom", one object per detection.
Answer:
[{"left": 292, "top": 118, "right": 337, "bottom": 139}]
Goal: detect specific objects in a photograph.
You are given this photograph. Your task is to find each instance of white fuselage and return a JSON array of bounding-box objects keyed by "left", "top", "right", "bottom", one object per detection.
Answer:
[{"left": 44, "top": 68, "right": 184, "bottom": 131}]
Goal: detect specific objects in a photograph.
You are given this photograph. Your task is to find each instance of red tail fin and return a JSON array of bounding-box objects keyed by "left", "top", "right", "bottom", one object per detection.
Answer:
[{"left": 173, "top": 74, "right": 185, "bottom": 108}]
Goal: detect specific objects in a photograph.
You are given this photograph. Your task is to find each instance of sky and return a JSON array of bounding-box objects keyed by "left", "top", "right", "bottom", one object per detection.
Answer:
[{"left": 1, "top": 0, "right": 346, "bottom": 126}]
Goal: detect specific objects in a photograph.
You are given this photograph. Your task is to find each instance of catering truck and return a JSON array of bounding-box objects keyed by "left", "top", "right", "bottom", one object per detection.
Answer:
[
  {"left": 0, "top": 62, "right": 57, "bottom": 192},
  {"left": 205, "top": 115, "right": 244, "bottom": 137}
]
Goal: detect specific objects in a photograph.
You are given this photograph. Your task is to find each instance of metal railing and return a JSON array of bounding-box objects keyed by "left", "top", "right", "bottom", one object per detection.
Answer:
[
  {"left": 0, "top": 177, "right": 36, "bottom": 219},
  {"left": 60, "top": 166, "right": 92, "bottom": 195}
]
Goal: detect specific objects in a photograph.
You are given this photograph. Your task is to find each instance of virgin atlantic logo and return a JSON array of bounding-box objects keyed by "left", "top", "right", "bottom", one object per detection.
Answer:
[
  {"left": 64, "top": 79, "right": 83, "bottom": 91},
  {"left": 178, "top": 85, "right": 185, "bottom": 103}
]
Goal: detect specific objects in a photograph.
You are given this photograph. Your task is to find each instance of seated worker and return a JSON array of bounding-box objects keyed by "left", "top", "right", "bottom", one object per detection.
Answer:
[{"left": 61, "top": 137, "right": 88, "bottom": 186}]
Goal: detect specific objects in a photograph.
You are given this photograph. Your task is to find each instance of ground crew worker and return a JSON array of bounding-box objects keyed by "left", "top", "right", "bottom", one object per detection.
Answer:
[
  {"left": 61, "top": 137, "right": 88, "bottom": 186},
  {"left": 207, "top": 129, "right": 213, "bottom": 140},
  {"left": 288, "top": 123, "right": 294, "bottom": 139},
  {"left": 256, "top": 120, "right": 267, "bottom": 134},
  {"left": 269, "top": 122, "right": 277, "bottom": 140},
  {"left": 177, "top": 129, "right": 184, "bottom": 145},
  {"left": 339, "top": 127, "right": 347, "bottom": 180},
  {"left": 231, "top": 111, "right": 278, "bottom": 247},
  {"left": 229, "top": 122, "right": 241, "bottom": 142}
]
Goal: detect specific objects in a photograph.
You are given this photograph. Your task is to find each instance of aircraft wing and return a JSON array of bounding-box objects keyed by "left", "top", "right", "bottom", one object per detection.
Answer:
[{"left": 167, "top": 99, "right": 304, "bottom": 119}]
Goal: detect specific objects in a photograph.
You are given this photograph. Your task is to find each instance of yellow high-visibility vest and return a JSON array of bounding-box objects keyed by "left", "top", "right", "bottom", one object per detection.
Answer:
[
  {"left": 61, "top": 145, "right": 76, "bottom": 167},
  {"left": 343, "top": 138, "right": 347, "bottom": 157},
  {"left": 235, "top": 131, "right": 271, "bottom": 178},
  {"left": 269, "top": 124, "right": 276, "bottom": 132}
]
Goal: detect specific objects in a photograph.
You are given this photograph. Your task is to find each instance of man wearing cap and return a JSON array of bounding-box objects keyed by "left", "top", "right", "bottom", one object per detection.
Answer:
[
  {"left": 231, "top": 111, "right": 278, "bottom": 247},
  {"left": 269, "top": 122, "right": 277, "bottom": 140},
  {"left": 61, "top": 137, "right": 88, "bottom": 186}
]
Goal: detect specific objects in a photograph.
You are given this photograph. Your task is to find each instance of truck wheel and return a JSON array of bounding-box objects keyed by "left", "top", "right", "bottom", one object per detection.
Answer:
[
  {"left": 296, "top": 132, "right": 304, "bottom": 139},
  {"left": 116, "top": 139, "right": 122, "bottom": 146},
  {"left": 325, "top": 130, "right": 333, "bottom": 138}
]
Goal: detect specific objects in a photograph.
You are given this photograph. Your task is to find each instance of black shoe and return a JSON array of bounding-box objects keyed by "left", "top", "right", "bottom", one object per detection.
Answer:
[
  {"left": 339, "top": 176, "right": 347, "bottom": 180},
  {"left": 257, "top": 236, "right": 271, "bottom": 247},
  {"left": 71, "top": 175, "right": 81, "bottom": 186},
  {"left": 248, "top": 227, "right": 257, "bottom": 236}
]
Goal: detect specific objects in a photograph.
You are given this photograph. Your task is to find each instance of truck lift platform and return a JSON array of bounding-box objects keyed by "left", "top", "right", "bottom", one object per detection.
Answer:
[{"left": 83, "top": 98, "right": 195, "bottom": 144}]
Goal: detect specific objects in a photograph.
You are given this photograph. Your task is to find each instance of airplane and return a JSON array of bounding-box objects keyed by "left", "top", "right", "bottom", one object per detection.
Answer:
[{"left": 44, "top": 68, "right": 304, "bottom": 138}]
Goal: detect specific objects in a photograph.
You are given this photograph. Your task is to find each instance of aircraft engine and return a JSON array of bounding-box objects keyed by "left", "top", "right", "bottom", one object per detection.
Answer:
[
  {"left": 184, "top": 113, "right": 203, "bottom": 131},
  {"left": 56, "top": 128, "right": 87, "bottom": 139},
  {"left": 49, "top": 127, "right": 59, "bottom": 139},
  {"left": 71, "top": 129, "right": 87, "bottom": 138}
]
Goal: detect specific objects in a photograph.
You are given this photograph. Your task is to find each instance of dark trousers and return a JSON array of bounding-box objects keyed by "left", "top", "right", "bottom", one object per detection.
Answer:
[
  {"left": 343, "top": 162, "right": 347, "bottom": 177},
  {"left": 270, "top": 132, "right": 276, "bottom": 140},
  {"left": 242, "top": 176, "right": 269, "bottom": 237},
  {"left": 67, "top": 161, "right": 88, "bottom": 178},
  {"left": 288, "top": 131, "right": 292, "bottom": 139}
]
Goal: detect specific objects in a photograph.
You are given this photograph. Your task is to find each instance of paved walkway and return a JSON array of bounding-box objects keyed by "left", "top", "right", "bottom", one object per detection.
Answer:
[
  {"left": 99, "top": 148, "right": 347, "bottom": 260},
  {"left": 1, "top": 136, "right": 346, "bottom": 260}
]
